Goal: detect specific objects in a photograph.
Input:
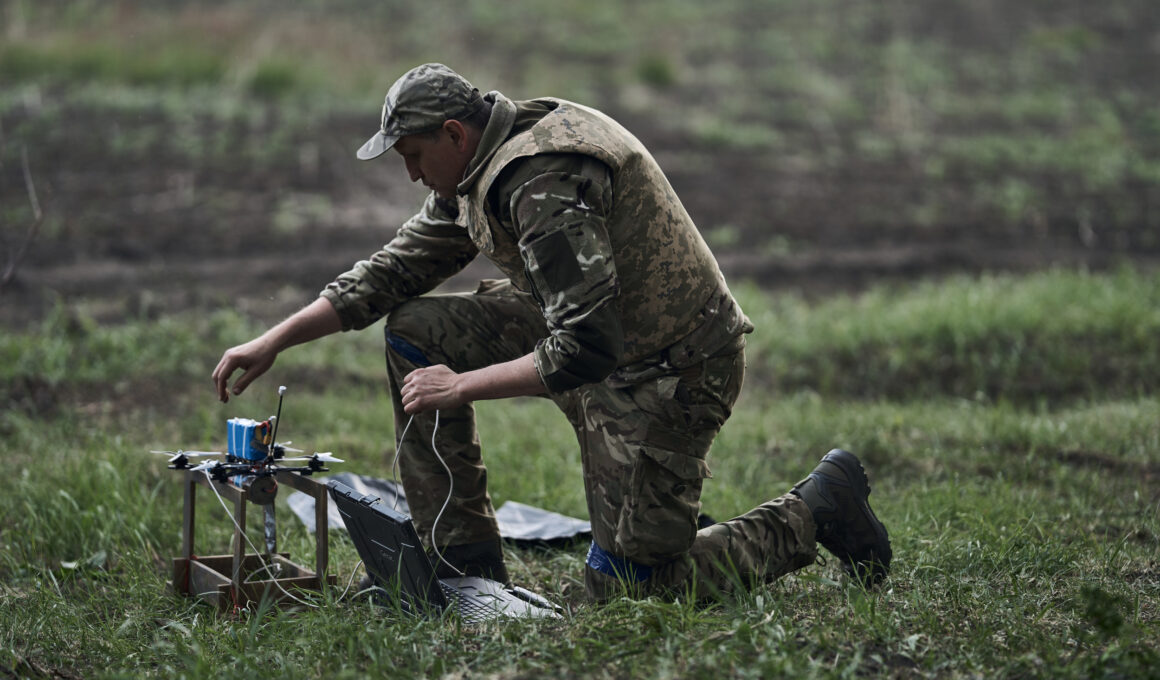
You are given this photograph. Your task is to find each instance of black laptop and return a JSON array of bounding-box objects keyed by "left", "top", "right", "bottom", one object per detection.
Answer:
[{"left": 327, "top": 480, "right": 561, "bottom": 623}]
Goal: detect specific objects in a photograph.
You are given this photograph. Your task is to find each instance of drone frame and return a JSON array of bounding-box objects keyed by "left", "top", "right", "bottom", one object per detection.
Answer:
[
  {"left": 170, "top": 466, "right": 335, "bottom": 611},
  {"left": 168, "top": 385, "right": 337, "bottom": 611}
]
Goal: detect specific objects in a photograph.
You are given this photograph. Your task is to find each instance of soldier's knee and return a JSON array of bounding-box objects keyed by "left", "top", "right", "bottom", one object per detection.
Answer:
[
  {"left": 384, "top": 298, "right": 439, "bottom": 338},
  {"left": 384, "top": 299, "right": 442, "bottom": 369}
]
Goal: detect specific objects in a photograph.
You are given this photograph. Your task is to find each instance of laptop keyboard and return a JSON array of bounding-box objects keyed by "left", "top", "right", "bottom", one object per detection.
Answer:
[{"left": 440, "top": 582, "right": 499, "bottom": 621}]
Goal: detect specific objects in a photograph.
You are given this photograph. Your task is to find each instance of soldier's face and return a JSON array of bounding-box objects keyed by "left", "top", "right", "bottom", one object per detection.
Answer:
[{"left": 394, "top": 125, "right": 471, "bottom": 200}]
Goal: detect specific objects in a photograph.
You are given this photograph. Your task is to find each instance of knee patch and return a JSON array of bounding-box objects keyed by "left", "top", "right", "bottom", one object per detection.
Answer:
[
  {"left": 384, "top": 300, "right": 438, "bottom": 367},
  {"left": 385, "top": 329, "right": 432, "bottom": 367}
]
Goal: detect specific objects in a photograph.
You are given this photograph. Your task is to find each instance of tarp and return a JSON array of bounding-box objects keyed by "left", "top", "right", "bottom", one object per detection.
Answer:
[{"left": 286, "top": 472, "right": 592, "bottom": 546}]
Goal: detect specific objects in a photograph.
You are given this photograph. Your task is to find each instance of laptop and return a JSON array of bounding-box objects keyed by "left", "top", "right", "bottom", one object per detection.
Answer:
[{"left": 327, "top": 480, "right": 562, "bottom": 623}]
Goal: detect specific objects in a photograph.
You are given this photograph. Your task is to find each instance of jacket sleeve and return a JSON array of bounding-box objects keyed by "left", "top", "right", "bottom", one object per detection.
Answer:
[
  {"left": 320, "top": 193, "right": 478, "bottom": 331},
  {"left": 499, "top": 154, "right": 624, "bottom": 393}
]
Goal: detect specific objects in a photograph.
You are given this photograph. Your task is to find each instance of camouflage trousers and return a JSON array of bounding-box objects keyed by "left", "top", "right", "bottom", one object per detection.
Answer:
[{"left": 383, "top": 279, "right": 818, "bottom": 601}]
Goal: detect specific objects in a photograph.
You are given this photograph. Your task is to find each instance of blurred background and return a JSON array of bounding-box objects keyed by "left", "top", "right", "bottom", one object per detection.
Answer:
[
  {"left": 1, "top": 0, "right": 1158, "bottom": 326},
  {"left": 2, "top": 10, "right": 1159, "bottom": 676}
]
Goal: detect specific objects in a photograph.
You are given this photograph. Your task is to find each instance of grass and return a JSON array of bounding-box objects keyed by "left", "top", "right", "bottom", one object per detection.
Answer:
[
  {"left": 2, "top": 1, "right": 1159, "bottom": 675},
  {"left": 2, "top": 268, "right": 1158, "bottom": 678},
  {"left": 741, "top": 266, "right": 1160, "bottom": 403}
]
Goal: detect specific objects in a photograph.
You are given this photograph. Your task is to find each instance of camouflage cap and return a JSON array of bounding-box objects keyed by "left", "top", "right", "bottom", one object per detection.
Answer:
[{"left": 356, "top": 63, "right": 484, "bottom": 161}]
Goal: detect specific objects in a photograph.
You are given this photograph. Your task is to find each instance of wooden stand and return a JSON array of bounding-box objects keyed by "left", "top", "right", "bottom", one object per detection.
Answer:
[{"left": 171, "top": 469, "right": 336, "bottom": 611}]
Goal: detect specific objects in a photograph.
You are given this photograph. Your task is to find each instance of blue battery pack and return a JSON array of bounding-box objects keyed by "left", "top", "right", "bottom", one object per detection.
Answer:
[{"left": 227, "top": 418, "right": 269, "bottom": 461}]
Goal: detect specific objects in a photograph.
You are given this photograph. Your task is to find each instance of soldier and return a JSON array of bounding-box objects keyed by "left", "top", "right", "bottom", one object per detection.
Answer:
[{"left": 212, "top": 63, "right": 891, "bottom": 601}]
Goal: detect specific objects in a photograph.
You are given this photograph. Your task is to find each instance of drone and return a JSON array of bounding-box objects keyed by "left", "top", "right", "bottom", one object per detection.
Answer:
[
  {"left": 151, "top": 386, "right": 343, "bottom": 490},
  {"left": 159, "top": 386, "right": 343, "bottom": 595}
]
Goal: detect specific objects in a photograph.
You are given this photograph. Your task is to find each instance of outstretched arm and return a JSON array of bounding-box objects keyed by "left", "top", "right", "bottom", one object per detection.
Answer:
[{"left": 212, "top": 297, "right": 342, "bottom": 402}]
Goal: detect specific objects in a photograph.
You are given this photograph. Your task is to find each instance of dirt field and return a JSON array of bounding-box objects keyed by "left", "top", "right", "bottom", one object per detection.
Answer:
[
  {"left": 4, "top": 1, "right": 1160, "bottom": 329},
  {"left": 2, "top": 93, "right": 1157, "bottom": 328}
]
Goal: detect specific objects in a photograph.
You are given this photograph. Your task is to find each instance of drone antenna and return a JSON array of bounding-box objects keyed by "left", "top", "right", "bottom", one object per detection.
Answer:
[{"left": 268, "top": 385, "right": 287, "bottom": 455}]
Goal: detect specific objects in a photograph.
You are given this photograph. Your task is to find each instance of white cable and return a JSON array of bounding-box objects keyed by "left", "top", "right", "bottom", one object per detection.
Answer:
[
  {"left": 336, "top": 559, "right": 365, "bottom": 600},
  {"left": 390, "top": 414, "right": 415, "bottom": 511},
  {"left": 427, "top": 409, "right": 465, "bottom": 577},
  {"left": 393, "top": 408, "right": 464, "bottom": 577},
  {"left": 202, "top": 469, "right": 319, "bottom": 609}
]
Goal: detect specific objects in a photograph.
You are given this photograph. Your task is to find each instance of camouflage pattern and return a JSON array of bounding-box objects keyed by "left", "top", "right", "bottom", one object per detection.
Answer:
[
  {"left": 382, "top": 281, "right": 818, "bottom": 599},
  {"left": 326, "top": 68, "right": 812, "bottom": 601},
  {"left": 481, "top": 147, "right": 625, "bottom": 392},
  {"left": 458, "top": 98, "right": 750, "bottom": 366},
  {"left": 321, "top": 192, "right": 476, "bottom": 331},
  {"left": 326, "top": 94, "right": 752, "bottom": 383},
  {"left": 383, "top": 279, "right": 548, "bottom": 547},
  {"left": 587, "top": 496, "right": 819, "bottom": 601},
  {"left": 357, "top": 63, "right": 485, "bottom": 161}
]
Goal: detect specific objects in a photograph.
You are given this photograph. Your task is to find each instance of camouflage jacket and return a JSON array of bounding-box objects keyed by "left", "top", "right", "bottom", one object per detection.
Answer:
[{"left": 322, "top": 93, "right": 752, "bottom": 391}]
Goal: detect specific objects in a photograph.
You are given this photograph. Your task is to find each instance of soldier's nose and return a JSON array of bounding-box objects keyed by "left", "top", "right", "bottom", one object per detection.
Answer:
[{"left": 404, "top": 159, "right": 422, "bottom": 183}]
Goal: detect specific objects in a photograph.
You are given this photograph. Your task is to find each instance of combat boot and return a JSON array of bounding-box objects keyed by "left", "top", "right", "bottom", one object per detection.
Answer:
[{"left": 791, "top": 449, "right": 892, "bottom": 585}]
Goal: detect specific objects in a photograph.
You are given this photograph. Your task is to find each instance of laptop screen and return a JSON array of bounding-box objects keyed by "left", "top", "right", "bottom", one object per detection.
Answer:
[{"left": 328, "top": 480, "right": 448, "bottom": 613}]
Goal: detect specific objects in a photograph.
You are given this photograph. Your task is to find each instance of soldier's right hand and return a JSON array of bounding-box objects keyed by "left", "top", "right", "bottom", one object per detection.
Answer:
[{"left": 212, "top": 338, "right": 277, "bottom": 403}]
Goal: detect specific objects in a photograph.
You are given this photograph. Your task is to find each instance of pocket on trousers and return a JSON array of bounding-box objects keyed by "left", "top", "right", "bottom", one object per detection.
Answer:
[{"left": 615, "top": 443, "right": 711, "bottom": 565}]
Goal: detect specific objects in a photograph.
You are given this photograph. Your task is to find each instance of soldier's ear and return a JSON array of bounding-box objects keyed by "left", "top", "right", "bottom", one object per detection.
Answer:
[{"left": 443, "top": 120, "right": 471, "bottom": 152}]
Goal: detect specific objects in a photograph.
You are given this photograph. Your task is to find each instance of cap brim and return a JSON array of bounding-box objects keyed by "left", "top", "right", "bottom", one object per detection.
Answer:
[{"left": 356, "top": 131, "right": 399, "bottom": 160}]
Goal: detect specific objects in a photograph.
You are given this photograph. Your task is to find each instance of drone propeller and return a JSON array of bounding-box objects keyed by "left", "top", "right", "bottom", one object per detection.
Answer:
[
  {"left": 151, "top": 450, "right": 222, "bottom": 457},
  {"left": 189, "top": 460, "right": 221, "bottom": 473},
  {"left": 281, "top": 452, "right": 344, "bottom": 464}
]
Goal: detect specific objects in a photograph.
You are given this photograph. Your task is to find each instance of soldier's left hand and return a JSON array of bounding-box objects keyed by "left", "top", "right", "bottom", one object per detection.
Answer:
[{"left": 401, "top": 364, "right": 464, "bottom": 414}]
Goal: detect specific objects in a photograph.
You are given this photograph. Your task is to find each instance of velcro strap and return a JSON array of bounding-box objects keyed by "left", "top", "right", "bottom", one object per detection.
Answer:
[{"left": 585, "top": 540, "right": 653, "bottom": 582}]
